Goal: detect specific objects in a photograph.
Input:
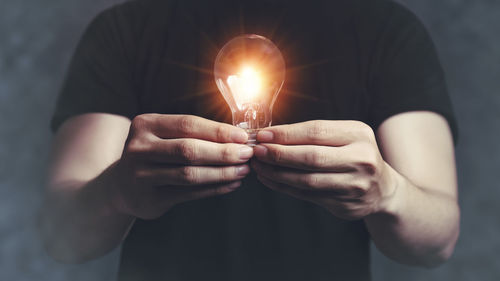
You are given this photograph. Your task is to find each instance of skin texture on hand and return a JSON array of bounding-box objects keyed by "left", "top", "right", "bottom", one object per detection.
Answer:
[
  {"left": 251, "top": 120, "right": 397, "bottom": 220},
  {"left": 111, "top": 114, "right": 254, "bottom": 219}
]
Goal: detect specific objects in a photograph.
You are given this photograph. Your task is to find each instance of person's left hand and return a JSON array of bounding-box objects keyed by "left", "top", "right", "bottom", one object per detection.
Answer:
[{"left": 251, "top": 120, "right": 399, "bottom": 220}]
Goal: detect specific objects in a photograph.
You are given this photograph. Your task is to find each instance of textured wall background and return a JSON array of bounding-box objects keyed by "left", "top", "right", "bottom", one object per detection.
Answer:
[{"left": 0, "top": 0, "right": 498, "bottom": 280}]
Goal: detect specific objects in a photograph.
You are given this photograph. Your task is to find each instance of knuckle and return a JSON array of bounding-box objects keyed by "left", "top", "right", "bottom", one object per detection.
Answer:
[
  {"left": 178, "top": 115, "right": 197, "bottom": 135},
  {"left": 220, "top": 145, "right": 236, "bottom": 162},
  {"left": 354, "top": 145, "right": 379, "bottom": 175},
  {"left": 359, "top": 179, "right": 372, "bottom": 191},
  {"left": 214, "top": 185, "right": 230, "bottom": 195},
  {"left": 215, "top": 125, "right": 231, "bottom": 142},
  {"left": 268, "top": 147, "right": 283, "bottom": 163},
  {"left": 307, "top": 120, "right": 328, "bottom": 141},
  {"left": 351, "top": 180, "right": 371, "bottom": 196},
  {"left": 221, "top": 166, "right": 236, "bottom": 181},
  {"left": 350, "top": 187, "right": 365, "bottom": 199},
  {"left": 126, "top": 136, "right": 150, "bottom": 157},
  {"left": 359, "top": 161, "right": 377, "bottom": 175},
  {"left": 130, "top": 115, "right": 146, "bottom": 131},
  {"left": 354, "top": 121, "right": 375, "bottom": 141},
  {"left": 180, "top": 166, "right": 198, "bottom": 184},
  {"left": 273, "top": 128, "right": 289, "bottom": 143},
  {"left": 177, "top": 140, "right": 198, "bottom": 163},
  {"left": 130, "top": 114, "right": 153, "bottom": 133},
  {"left": 306, "top": 150, "right": 328, "bottom": 168},
  {"left": 305, "top": 174, "right": 320, "bottom": 187}
]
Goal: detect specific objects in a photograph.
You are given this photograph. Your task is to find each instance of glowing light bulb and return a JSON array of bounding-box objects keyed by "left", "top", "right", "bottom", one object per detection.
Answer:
[{"left": 214, "top": 34, "right": 286, "bottom": 145}]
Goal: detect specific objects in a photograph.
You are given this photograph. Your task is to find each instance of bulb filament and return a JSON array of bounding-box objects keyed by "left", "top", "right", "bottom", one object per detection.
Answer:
[{"left": 242, "top": 103, "right": 261, "bottom": 146}]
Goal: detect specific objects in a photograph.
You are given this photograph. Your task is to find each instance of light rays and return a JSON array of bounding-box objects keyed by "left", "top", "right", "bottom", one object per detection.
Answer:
[
  {"left": 165, "top": 5, "right": 333, "bottom": 107},
  {"left": 280, "top": 88, "right": 320, "bottom": 102},
  {"left": 165, "top": 58, "right": 330, "bottom": 105},
  {"left": 286, "top": 59, "right": 331, "bottom": 74}
]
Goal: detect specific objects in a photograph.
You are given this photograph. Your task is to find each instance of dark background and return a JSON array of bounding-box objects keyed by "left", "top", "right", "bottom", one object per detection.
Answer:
[{"left": 1, "top": 0, "right": 498, "bottom": 280}]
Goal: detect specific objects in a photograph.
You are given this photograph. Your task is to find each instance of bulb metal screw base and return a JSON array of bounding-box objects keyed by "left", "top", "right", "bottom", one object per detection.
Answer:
[{"left": 245, "top": 129, "right": 259, "bottom": 147}]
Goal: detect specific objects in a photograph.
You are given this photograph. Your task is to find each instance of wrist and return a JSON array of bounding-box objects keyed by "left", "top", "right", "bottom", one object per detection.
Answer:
[
  {"left": 374, "top": 162, "right": 406, "bottom": 218},
  {"left": 100, "top": 162, "right": 133, "bottom": 218}
]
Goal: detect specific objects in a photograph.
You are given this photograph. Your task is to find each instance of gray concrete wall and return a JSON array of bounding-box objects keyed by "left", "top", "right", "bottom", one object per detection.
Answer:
[{"left": 0, "top": 0, "right": 498, "bottom": 280}]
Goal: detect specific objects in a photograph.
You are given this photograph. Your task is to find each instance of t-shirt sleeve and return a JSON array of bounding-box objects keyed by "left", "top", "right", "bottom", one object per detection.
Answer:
[
  {"left": 366, "top": 2, "right": 458, "bottom": 143},
  {"left": 50, "top": 5, "right": 138, "bottom": 132}
]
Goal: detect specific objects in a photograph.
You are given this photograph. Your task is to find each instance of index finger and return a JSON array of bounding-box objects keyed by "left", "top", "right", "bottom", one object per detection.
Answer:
[
  {"left": 257, "top": 120, "right": 374, "bottom": 146},
  {"left": 147, "top": 114, "right": 248, "bottom": 143}
]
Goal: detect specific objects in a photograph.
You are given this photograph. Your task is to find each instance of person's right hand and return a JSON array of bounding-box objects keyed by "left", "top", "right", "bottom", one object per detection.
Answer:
[{"left": 109, "top": 114, "right": 253, "bottom": 220}]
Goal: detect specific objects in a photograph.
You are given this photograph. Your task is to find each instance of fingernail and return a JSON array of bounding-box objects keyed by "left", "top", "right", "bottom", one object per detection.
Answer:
[
  {"left": 257, "top": 130, "right": 274, "bottom": 142},
  {"left": 253, "top": 145, "right": 268, "bottom": 158},
  {"left": 227, "top": 181, "right": 242, "bottom": 190},
  {"left": 237, "top": 165, "right": 250, "bottom": 176},
  {"left": 239, "top": 146, "right": 253, "bottom": 160},
  {"left": 231, "top": 130, "right": 248, "bottom": 143}
]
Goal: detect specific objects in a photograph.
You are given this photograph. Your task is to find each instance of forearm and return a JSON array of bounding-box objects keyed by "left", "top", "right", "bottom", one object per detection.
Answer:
[
  {"left": 40, "top": 164, "right": 135, "bottom": 263},
  {"left": 364, "top": 164, "right": 460, "bottom": 268}
]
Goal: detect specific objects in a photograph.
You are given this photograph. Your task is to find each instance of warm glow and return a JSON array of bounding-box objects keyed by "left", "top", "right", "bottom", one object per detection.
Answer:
[
  {"left": 227, "top": 66, "right": 262, "bottom": 103},
  {"left": 214, "top": 34, "right": 285, "bottom": 142},
  {"left": 240, "top": 67, "right": 262, "bottom": 97}
]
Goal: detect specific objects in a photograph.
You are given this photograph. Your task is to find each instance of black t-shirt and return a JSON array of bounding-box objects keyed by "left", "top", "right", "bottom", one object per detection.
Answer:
[{"left": 51, "top": 0, "right": 457, "bottom": 280}]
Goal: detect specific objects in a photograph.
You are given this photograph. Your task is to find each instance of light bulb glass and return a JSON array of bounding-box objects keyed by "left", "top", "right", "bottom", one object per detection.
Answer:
[{"left": 214, "top": 34, "right": 285, "bottom": 145}]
